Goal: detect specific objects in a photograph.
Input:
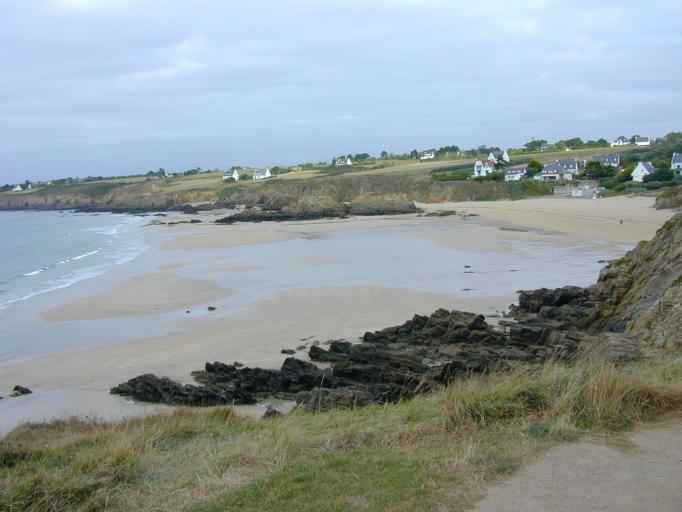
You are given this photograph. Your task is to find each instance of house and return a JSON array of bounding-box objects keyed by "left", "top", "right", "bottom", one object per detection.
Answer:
[
  {"left": 632, "top": 162, "right": 656, "bottom": 182},
  {"left": 12, "top": 185, "right": 22, "bottom": 191},
  {"left": 672, "top": 153, "right": 682, "bottom": 176},
  {"left": 222, "top": 169, "right": 240, "bottom": 181},
  {"left": 504, "top": 166, "right": 527, "bottom": 181},
  {"left": 488, "top": 150, "right": 510, "bottom": 164},
  {"left": 252, "top": 168, "right": 272, "bottom": 180},
  {"left": 472, "top": 159, "right": 495, "bottom": 178},
  {"left": 611, "top": 136, "right": 629, "bottom": 147},
  {"left": 535, "top": 163, "right": 574, "bottom": 182},
  {"left": 335, "top": 156, "right": 353, "bottom": 166},
  {"left": 589, "top": 154, "right": 620, "bottom": 168},
  {"left": 420, "top": 151, "right": 435, "bottom": 160},
  {"left": 634, "top": 136, "right": 652, "bottom": 146}
]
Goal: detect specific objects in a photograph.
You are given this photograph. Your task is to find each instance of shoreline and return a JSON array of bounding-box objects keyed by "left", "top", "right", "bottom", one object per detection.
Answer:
[{"left": 0, "top": 195, "right": 675, "bottom": 436}]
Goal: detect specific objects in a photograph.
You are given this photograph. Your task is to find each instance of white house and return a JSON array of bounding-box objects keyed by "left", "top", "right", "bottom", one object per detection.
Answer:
[
  {"left": 222, "top": 169, "right": 240, "bottom": 181},
  {"left": 11, "top": 184, "right": 22, "bottom": 191},
  {"left": 504, "top": 166, "right": 527, "bottom": 181},
  {"left": 252, "top": 168, "right": 272, "bottom": 180},
  {"left": 488, "top": 150, "right": 510, "bottom": 164},
  {"left": 631, "top": 162, "right": 656, "bottom": 182},
  {"left": 672, "top": 153, "right": 682, "bottom": 176},
  {"left": 335, "top": 156, "right": 353, "bottom": 166},
  {"left": 420, "top": 151, "right": 435, "bottom": 160},
  {"left": 473, "top": 159, "right": 495, "bottom": 178},
  {"left": 611, "top": 136, "right": 629, "bottom": 147},
  {"left": 634, "top": 136, "right": 652, "bottom": 146}
]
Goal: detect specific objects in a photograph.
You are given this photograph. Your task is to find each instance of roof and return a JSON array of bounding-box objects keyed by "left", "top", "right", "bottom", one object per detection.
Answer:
[
  {"left": 542, "top": 164, "right": 573, "bottom": 175},
  {"left": 672, "top": 153, "right": 682, "bottom": 164},
  {"left": 556, "top": 159, "right": 578, "bottom": 170},
  {"left": 476, "top": 159, "right": 495, "bottom": 167},
  {"left": 505, "top": 166, "right": 527, "bottom": 174},
  {"left": 592, "top": 154, "right": 620, "bottom": 166},
  {"left": 634, "top": 136, "right": 650, "bottom": 142},
  {"left": 253, "top": 168, "right": 270, "bottom": 176},
  {"left": 491, "top": 150, "right": 503, "bottom": 158},
  {"left": 636, "top": 162, "right": 656, "bottom": 173}
]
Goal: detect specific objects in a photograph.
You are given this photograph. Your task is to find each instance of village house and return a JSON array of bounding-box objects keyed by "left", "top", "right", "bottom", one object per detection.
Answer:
[
  {"left": 488, "top": 150, "right": 510, "bottom": 164},
  {"left": 672, "top": 153, "right": 682, "bottom": 176},
  {"left": 631, "top": 162, "right": 656, "bottom": 183},
  {"left": 420, "top": 151, "right": 435, "bottom": 160},
  {"left": 634, "top": 136, "right": 652, "bottom": 146},
  {"left": 610, "top": 136, "right": 629, "bottom": 147},
  {"left": 252, "top": 168, "right": 272, "bottom": 180},
  {"left": 588, "top": 154, "right": 621, "bottom": 168},
  {"left": 335, "top": 156, "right": 353, "bottom": 166},
  {"left": 504, "top": 166, "right": 527, "bottom": 181},
  {"left": 11, "top": 184, "right": 22, "bottom": 191},
  {"left": 472, "top": 159, "right": 495, "bottom": 178},
  {"left": 222, "top": 169, "right": 240, "bottom": 181},
  {"left": 534, "top": 163, "right": 575, "bottom": 182}
]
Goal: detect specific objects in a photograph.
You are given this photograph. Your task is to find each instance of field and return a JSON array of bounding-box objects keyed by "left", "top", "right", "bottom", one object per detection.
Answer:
[{"left": 2, "top": 359, "right": 680, "bottom": 511}]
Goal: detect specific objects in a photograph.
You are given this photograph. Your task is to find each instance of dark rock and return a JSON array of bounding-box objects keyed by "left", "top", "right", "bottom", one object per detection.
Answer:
[
  {"left": 11, "top": 385, "right": 33, "bottom": 397},
  {"left": 110, "top": 374, "right": 254, "bottom": 406},
  {"left": 281, "top": 349, "right": 296, "bottom": 355}
]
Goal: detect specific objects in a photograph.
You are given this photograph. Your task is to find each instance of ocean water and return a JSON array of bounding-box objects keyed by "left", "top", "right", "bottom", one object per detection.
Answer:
[{"left": 0, "top": 211, "right": 149, "bottom": 311}]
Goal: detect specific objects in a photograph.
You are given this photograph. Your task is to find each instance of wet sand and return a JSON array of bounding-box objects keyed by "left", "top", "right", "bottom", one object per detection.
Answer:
[{"left": 0, "top": 195, "right": 674, "bottom": 436}]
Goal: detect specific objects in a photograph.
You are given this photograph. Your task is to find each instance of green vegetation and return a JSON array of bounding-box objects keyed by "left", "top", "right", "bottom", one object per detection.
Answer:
[{"left": 2, "top": 360, "right": 680, "bottom": 511}]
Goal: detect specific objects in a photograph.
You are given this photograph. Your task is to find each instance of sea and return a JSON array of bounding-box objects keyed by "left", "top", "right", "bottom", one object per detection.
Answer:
[
  {"left": 0, "top": 210, "right": 149, "bottom": 312},
  {"left": 0, "top": 209, "right": 630, "bottom": 368}
]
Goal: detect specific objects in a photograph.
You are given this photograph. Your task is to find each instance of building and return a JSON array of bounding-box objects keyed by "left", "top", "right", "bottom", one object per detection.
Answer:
[
  {"left": 335, "top": 156, "right": 353, "bottom": 166},
  {"left": 11, "top": 184, "right": 22, "bottom": 191},
  {"left": 222, "top": 169, "right": 240, "bottom": 181},
  {"left": 534, "top": 163, "right": 574, "bottom": 182},
  {"left": 420, "top": 151, "right": 435, "bottom": 160},
  {"left": 672, "top": 153, "right": 682, "bottom": 176},
  {"left": 252, "top": 168, "right": 272, "bottom": 180},
  {"left": 589, "top": 154, "right": 621, "bottom": 168},
  {"left": 631, "top": 162, "right": 656, "bottom": 182},
  {"left": 504, "top": 166, "right": 527, "bottom": 181},
  {"left": 634, "top": 136, "right": 652, "bottom": 146},
  {"left": 472, "top": 159, "right": 495, "bottom": 178},
  {"left": 488, "top": 150, "right": 510, "bottom": 164},
  {"left": 611, "top": 136, "right": 629, "bottom": 147}
]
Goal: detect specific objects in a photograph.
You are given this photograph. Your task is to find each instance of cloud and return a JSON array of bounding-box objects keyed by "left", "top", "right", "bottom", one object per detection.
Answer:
[{"left": 0, "top": 1, "right": 681, "bottom": 182}]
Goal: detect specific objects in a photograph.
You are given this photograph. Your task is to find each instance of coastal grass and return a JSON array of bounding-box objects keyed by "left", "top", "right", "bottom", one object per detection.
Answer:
[{"left": 2, "top": 359, "right": 680, "bottom": 512}]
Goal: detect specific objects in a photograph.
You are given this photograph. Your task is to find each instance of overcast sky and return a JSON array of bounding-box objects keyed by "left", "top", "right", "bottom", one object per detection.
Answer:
[{"left": 1, "top": 0, "right": 681, "bottom": 183}]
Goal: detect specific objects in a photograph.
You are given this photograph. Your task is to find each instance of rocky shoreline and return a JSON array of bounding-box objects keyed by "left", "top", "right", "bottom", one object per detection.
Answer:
[{"left": 111, "top": 212, "right": 681, "bottom": 411}]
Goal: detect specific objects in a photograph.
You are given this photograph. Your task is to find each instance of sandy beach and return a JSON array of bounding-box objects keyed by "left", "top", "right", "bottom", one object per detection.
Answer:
[{"left": 0, "top": 195, "right": 675, "bottom": 436}]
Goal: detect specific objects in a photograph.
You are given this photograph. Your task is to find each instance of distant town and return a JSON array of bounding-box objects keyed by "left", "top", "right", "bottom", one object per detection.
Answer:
[{"left": 3, "top": 132, "right": 681, "bottom": 196}]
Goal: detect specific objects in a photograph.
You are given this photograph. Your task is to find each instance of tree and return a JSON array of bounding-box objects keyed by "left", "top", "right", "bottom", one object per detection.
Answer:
[
  {"left": 526, "top": 159, "right": 544, "bottom": 176},
  {"left": 354, "top": 153, "right": 370, "bottom": 161},
  {"left": 380, "top": 150, "right": 388, "bottom": 159},
  {"left": 410, "top": 149, "right": 418, "bottom": 159},
  {"left": 331, "top": 157, "right": 337, "bottom": 167},
  {"left": 524, "top": 139, "right": 547, "bottom": 152}
]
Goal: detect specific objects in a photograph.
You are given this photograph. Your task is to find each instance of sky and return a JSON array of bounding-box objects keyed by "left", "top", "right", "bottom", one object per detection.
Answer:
[{"left": 1, "top": 0, "right": 681, "bottom": 183}]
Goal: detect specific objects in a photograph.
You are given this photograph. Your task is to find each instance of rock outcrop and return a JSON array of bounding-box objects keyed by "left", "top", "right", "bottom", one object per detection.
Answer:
[{"left": 111, "top": 212, "right": 682, "bottom": 411}]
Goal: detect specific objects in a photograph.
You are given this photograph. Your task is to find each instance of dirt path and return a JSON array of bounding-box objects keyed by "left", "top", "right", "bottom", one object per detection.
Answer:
[{"left": 471, "top": 420, "right": 682, "bottom": 512}]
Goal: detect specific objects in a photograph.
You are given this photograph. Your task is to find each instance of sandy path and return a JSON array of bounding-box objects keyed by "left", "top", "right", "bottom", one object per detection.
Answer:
[{"left": 471, "top": 420, "right": 682, "bottom": 512}]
